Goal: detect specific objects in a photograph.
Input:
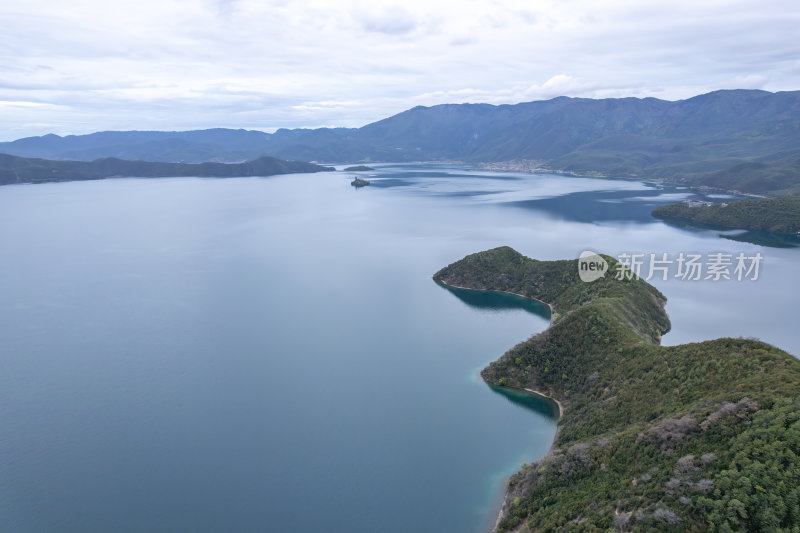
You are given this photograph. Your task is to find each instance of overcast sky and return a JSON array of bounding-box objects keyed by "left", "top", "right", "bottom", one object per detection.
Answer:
[{"left": 1, "top": 0, "right": 799, "bottom": 140}]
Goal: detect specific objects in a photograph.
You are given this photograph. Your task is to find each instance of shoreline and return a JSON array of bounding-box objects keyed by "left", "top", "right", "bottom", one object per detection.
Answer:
[
  {"left": 471, "top": 161, "right": 768, "bottom": 199},
  {"left": 486, "top": 385, "right": 562, "bottom": 533},
  {"left": 434, "top": 279, "right": 557, "bottom": 326},
  {"left": 520, "top": 387, "right": 563, "bottom": 419},
  {"left": 653, "top": 213, "right": 800, "bottom": 237},
  {"left": 435, "top": 278, "right": 562, "bottom": 531}
]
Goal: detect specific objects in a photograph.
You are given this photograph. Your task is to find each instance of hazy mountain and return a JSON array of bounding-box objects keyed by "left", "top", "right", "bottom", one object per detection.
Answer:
[
  {"left": 0, "top": 129, "right": 274, "bottom": 163},
  {"left": 0, "top": 154, "right": 333, "bottom": 186},
  {"left": 2, "top": 89, "right": 799, "bottom": 194}
]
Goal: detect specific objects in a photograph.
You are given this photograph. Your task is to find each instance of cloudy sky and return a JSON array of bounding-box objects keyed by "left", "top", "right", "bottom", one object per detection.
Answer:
[{"left": 1, "top": 0, "right": 799, "bottom": 140}]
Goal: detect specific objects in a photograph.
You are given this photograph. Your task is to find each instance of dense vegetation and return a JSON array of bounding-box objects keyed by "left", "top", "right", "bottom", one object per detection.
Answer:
[
  {"left": 652, "top": 196, "right": 800, "bottom": 235},
  {"left": 0, "top": 153, "right": 333, "bottom": 186},
  {"left": 3, "top": 89, "right": 799, "bottom": 195},
  {"left": 434, "top": 247, "right": 800, "bottom": 532}
]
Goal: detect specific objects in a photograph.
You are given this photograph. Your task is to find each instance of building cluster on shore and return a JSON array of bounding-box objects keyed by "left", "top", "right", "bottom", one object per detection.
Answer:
[
  {"left": 683, "top": 199, "right": 729, "bottom": 208},
  {"left": 476, "top": 160, "right": 546, "bottom": 173}
]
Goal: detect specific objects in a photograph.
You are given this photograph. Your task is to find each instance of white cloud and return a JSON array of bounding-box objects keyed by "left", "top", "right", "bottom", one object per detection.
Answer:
[
  {"left": 729, "top": 75, "right": 768, "bottom": 89},
  {"left": 356, "top": 5, "right": 421, "bottom": 35},
  {"left": 538, "top": 75, "right": 599, "bottom": 98},
  {"left": 0, "top": 0, "right": 798, "bottom": 140}
]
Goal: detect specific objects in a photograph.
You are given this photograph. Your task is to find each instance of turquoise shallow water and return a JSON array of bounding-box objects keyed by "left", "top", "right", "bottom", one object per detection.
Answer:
[{"left": 0, "top": 164, "right": 797, "bottom": 532}]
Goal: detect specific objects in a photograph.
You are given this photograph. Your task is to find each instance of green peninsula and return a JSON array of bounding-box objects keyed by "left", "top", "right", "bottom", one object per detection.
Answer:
[
  {"left": 434, "top": 247, "right": 800, "bottom": 531},
  {"left": 0, "top": 153, "right": 334, "bottom": 186},
  {"left": 652, "top": 196, "right": 800, "bottom": 235}
]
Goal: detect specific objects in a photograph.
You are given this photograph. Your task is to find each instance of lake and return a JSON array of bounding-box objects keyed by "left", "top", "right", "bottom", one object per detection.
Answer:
[{"left": 1, "top": 164, "right": 797, "bottom": 532}]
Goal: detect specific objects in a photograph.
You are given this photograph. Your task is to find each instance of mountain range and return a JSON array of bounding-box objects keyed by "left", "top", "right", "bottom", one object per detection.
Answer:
[{"left": 2, "top": 89, "right": 799, "bottom": 194}]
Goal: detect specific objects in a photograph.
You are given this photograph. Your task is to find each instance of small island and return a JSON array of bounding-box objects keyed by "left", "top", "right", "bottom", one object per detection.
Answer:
[
  {"left": 652, "top": 196, "right": 800, "bottom": 235},
  {"left": 343, "top": 165, "right": 374, "bottom": 171},
  {"left": 351, "top": 177, "right": 370, "bottom": 188},
  {"left": 434, "top": 247, "right": 800, "bottom": 531}
]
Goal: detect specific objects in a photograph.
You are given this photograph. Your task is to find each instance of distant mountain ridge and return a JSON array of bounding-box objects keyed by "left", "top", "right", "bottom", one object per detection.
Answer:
[
  {"left": 2, "top": 89, "right": 800, "bottom": 194},
  {"left": 0, "top": 153, "right": 333, "bottom": 186},
  {"left": 0, "top": 129, "right": 275, "bottom": 163}
]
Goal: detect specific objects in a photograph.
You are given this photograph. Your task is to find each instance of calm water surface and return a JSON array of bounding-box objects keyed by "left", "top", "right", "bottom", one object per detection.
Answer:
[{"left": 0, "top": 164, "right": 797, "bottom": 532}]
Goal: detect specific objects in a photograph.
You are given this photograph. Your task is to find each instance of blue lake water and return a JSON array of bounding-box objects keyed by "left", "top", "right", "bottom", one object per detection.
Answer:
[{"left": 0, "top": 164, "right": 797, "bottom": 532}]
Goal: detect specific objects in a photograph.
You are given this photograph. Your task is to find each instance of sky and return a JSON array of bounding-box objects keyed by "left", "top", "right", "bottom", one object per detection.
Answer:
[{"left": 1, "top": 0, "right": 799, "bottom": 141}]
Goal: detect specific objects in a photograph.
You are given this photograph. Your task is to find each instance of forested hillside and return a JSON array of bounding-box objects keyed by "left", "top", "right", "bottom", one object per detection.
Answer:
[{"left": 435, "top": 247, "right": 800, "bottom": 531}]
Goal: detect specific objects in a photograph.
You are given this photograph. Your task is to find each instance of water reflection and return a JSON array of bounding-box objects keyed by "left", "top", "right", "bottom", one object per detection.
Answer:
[
  {"left": 436, "top": 284, "right": 551, "bottom": 320},
  {"left": 509, "top": 187, "right": 681, "bottom": 223},
  {"left": 435, "top": 285, "right": 557, "bottom": 420},
  {"left": 656, "top": 217, "right": 800, "bottom": 248},
  {"left": 489, "top": 386, "right": 559, "bottom": 420},
  {"left": 721, "top": 230, "right": 800, "bottom": 248}
]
